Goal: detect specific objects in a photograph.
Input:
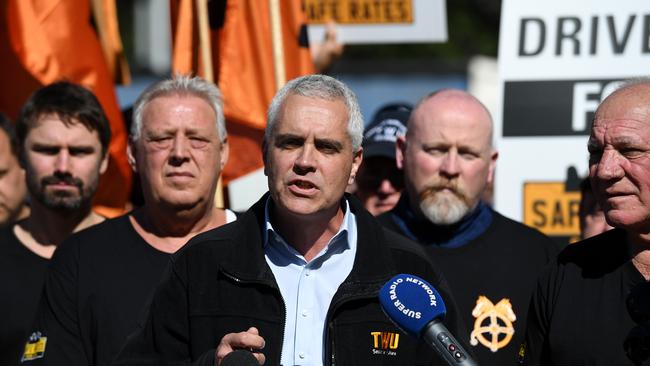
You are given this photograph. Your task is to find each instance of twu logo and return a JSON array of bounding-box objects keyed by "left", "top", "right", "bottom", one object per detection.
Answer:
[{"left": 371, "top": 331, "right": 400, "bottom": 350}]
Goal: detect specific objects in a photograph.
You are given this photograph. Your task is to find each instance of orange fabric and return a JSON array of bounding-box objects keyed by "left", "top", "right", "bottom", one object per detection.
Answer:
[
  {"left": 170, "top": 0, "right": 198, "bottom": 76},
  {"left": 92, "top": 0, "right": 131, "bottom": 85},
  {"left": 171, "top": 0, "right": 315, "bottom": 184},
  {"left": 0, "top": 0, "right": 132, "bottom": 213}
]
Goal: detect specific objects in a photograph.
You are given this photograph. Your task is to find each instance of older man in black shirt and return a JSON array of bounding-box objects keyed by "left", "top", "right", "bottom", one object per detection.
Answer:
[{"left": 521, "top": 81, "right": 650, "bottom": 366}]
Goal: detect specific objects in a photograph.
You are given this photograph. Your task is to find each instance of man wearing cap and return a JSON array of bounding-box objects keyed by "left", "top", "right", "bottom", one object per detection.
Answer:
[{"left": 354, "top": 103, "right": 411, "bottom": 216}]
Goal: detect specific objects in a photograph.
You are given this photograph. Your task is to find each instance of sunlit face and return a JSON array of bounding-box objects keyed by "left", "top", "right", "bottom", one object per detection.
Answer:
[
  {"left": 355, "top": 157, "right": 403, "bottom": 216},
  {"left": 0, "top": 130, "right": 27, "bottom": 225},
  {"left": 22, "top": 114, "right": 108, "bottom": 211},
  {"left": 588, "top": 84, "right": 650, "bottom": 231},
  {"left": 398, "top": 92, "right": 497, "bottom": 225},
  {"left": 129, "top": 95, "right": 228, "bottom": 211},
  {"left": 265, "top": 94, "right": 362, "bottom": 221}
]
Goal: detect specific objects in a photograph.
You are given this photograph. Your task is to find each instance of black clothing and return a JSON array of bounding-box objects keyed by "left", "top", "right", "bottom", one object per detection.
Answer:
[
  {"left": 114, "top": 194, "right": 467, "bottom": 366},
  {"left": 521, "top": 228, "right": 648, "bottom": 366},
  {"left": 0, "top": 225, "right": 48, "bottom": 366},
  {"left": 26, "top": 216, "right": 169, "bottom": 366},
  {"left": 380, "top": 200, "right": 558, "bottom": 366}
]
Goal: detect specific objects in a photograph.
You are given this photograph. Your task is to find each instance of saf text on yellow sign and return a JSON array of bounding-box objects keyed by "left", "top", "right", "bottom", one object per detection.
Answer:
[
  {"left": 523, "top": 182, "right": 580, "bottom": 237},
  {"left": 303, "top": 0, "right": 414, "bottom": 24}
]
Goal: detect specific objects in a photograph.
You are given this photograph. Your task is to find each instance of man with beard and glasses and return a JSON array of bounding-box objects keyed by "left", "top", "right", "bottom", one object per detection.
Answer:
[
  {"left": 23, "top": 75, "right": 236, "bottom": 366},
  {"left": 378, "top": 89, "right": 558, "bottom": 365},
  {"left": 0, "top": 82, "right": 110, "bottom": 366}
]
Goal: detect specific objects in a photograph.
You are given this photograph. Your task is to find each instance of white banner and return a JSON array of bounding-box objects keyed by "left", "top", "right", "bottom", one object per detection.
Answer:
[
  {"left": 495, "top": 0, "right": 650, "bottom": 239},
  {"left": 306, "top": 0, "right": 447, "bottom": 44}
]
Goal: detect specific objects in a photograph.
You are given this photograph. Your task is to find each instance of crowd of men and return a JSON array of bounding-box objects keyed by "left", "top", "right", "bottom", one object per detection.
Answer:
[{"left": 0, "top": 74, "right": 647, "bottom": 366}]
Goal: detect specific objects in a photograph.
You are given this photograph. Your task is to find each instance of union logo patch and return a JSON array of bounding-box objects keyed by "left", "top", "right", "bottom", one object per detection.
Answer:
[
  {"left": 370, "top": 331, "right": 400, "bottom": 356},
  {"left": 470, "top": 295, "right": 517, "bottom": 352},
  {"left": 22, "top": 331, "right": 47, "bottom": 362}
]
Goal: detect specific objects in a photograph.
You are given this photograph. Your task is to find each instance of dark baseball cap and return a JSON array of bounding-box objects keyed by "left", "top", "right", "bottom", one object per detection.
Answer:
[{"left": 362, "top": 103, "right": 412, "bottom": 159}]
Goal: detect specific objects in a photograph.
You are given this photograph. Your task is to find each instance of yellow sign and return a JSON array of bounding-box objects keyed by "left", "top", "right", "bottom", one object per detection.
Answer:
[
  {"left": 303, "top": 0, "right": 414, "bottom": 24},
  {"left": 523, "top": 182, "right": 580, "bottom": 237}
]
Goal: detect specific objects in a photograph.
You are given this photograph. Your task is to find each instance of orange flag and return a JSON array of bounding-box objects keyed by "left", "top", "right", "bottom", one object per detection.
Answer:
[
  {"left": 0, "top": 0, "right": 132, "bottom": 215},
  {"left": 171, "top": 0, "right": 315, "bottom": 184}
]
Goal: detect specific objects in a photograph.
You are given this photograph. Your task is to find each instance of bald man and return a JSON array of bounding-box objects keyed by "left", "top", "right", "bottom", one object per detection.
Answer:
[
  {"left": 379, "top": 90, "right": 558, "bottom": 365},
  {"left": 521, "top": 81, "right": 650, "bottom": 366}
]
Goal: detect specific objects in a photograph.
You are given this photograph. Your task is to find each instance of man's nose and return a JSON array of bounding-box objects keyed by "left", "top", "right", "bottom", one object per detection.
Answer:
[
  {"left": 440, "top": 151, "right": 460, "bottom": 177},
  {"left": 377, "top": 178, "right": 397, "bottom": 194},
  {"left": 169, "top": 136, "right": 190, "bottom": 165},
  {"left": 293, "top": 144, "right": 316, "bottom": 174},
  {"left": 54, "top": 150, "right": 71, "bottom": 173},
  {"left": 596, "top": 149, "right": 624, "bottom": 181}
]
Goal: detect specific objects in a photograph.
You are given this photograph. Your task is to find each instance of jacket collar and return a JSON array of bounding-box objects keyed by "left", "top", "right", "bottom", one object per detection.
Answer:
[{"left": 219, "top": 193, "right": 397, "bottom": 287}]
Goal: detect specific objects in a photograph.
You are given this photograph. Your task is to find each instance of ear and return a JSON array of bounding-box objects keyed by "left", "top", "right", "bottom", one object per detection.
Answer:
[
  {"left": 219, "top": 138, "right": 229, "bottom": 172},
  {"left": 126, "top": 142, "right": 138, "bottom": 173},
  {"left": 486, "top": 148, "right": 499, "bottom": 184},
  {"left": 262, "top": 140, "right": 269, "bottom": 177},
  {"left": 348, "top": 147, "right": 363, "bottom": 185},
  {"left": 99, "top": 151, "right": 110, "bottom": 175},
  {"left": 396, "top": 135, "right": 407, "bottom": 170}
]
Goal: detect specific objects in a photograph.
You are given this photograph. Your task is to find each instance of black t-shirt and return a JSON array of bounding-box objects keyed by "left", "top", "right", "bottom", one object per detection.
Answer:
[
  {"left": 522, "top": 228, "right": 648, "bottom": 366},
  {"left": 0, "top": 225, "right": 49, "bottom": 366},
  {"left": 381, "top": 210, "right": 558, "bottom": 366},
  {"left": 25, "top": 215, "right": 170, "bottom": 366}
]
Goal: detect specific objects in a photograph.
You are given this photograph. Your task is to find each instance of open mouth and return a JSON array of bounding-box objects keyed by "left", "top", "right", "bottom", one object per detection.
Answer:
[
  {"left": 293, "top": 180, "right": 315, "bottom": 189},
  {"left": 289, "top": 179, "right": 318, "bottom": 195}
]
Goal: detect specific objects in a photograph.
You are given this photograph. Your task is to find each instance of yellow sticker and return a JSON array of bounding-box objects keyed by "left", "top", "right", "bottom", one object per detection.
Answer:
[{"left": 22, "top": 332, "right": 47, "bottom": 362}]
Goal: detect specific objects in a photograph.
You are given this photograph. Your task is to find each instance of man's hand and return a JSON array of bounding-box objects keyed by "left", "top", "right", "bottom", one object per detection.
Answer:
[{"left": 215, "top": 327, "right": 266, "bottom": 365}]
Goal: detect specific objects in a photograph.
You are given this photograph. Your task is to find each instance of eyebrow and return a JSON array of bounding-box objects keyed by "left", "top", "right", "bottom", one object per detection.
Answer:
[
  {"left": 422, "top": 141, "right": 482, "bottom": 153},
  {"left": 274, "top": 133, "right": 304, "bottom": 144},
  {"left": 610, "top": 135, "right": 643, "bottom": 146},
  {"left": 314, "top": 138, "right": 343, "bottom": 151},
  {"left": 274, "top": 133, "right": 344, "bottom": 150},
  {"left": 31, "top": 142, "right": 96, "bottom": 151}
]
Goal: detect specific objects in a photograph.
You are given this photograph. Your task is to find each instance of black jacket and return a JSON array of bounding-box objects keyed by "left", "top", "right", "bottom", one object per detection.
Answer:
[{"left": 113, "top": 194, "right": 466, "bottom": 366}]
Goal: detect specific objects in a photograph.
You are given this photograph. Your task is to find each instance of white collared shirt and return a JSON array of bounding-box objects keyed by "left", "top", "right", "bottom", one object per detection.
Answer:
[{"left": 264, "top": 198, "right": 357, "bottom": 366}]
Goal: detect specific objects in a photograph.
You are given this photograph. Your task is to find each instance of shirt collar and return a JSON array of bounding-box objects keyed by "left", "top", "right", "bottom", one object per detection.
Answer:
[
  {"left": 390, "top": 193, "right": 493, "bottom": 248},
  {"left": 263, "top": 196, "right": 356, "bottom": 263}
]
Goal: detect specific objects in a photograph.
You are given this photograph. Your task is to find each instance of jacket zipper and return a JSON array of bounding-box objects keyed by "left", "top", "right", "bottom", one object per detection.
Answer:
[
  {"left": 324, "top": 291, "right": 379, "bottom": 366},
  {"left": 220, "top": 270, "right": 287, "bottom": 366}
]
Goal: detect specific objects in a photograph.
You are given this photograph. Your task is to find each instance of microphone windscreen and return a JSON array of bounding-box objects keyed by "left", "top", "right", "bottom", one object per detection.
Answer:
[
  {"left": 220, "top": 349, "right": 259, "bottom": 366},
  {"left": 379, "top": 274, "right": 447, "bottom": 336}
]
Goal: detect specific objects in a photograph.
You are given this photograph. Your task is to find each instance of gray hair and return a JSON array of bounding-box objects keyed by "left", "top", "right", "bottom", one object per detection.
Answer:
[
  {"left": 607, "top": 77, "right": 650, "bottom": 97},
  {"left": 131, "top": 75, "right": 227, "bottom": 142},
  {"left": 265, "top": 74, "right": 364, "bottom": 151}
]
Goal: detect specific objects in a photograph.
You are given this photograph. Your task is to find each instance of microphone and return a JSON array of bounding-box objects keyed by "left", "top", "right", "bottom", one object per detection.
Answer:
[
  {"left": 379, "top": 274, "right": 478, "bottom": 366},
  {"left": 220, "top": 350, "right": 258, "bottom": 366}
]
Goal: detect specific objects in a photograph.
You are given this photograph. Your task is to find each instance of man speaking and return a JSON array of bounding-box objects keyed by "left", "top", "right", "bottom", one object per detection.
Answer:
[{"left": 114, "top": 75, "right": 466, "bottom": 366}]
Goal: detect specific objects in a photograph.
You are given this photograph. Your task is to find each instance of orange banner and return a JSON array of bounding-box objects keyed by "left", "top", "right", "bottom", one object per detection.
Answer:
[{"left": 171, "top": 0, "right": 315, "bottom": 184}]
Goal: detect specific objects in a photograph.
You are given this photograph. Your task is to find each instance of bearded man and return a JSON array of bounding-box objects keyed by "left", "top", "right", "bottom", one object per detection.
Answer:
[
  {"left": 378, "top": 89, "right": 559, "bottom": 366},
  {"left": 0, "top": 82, "right": 109, "bottom": 366}
]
